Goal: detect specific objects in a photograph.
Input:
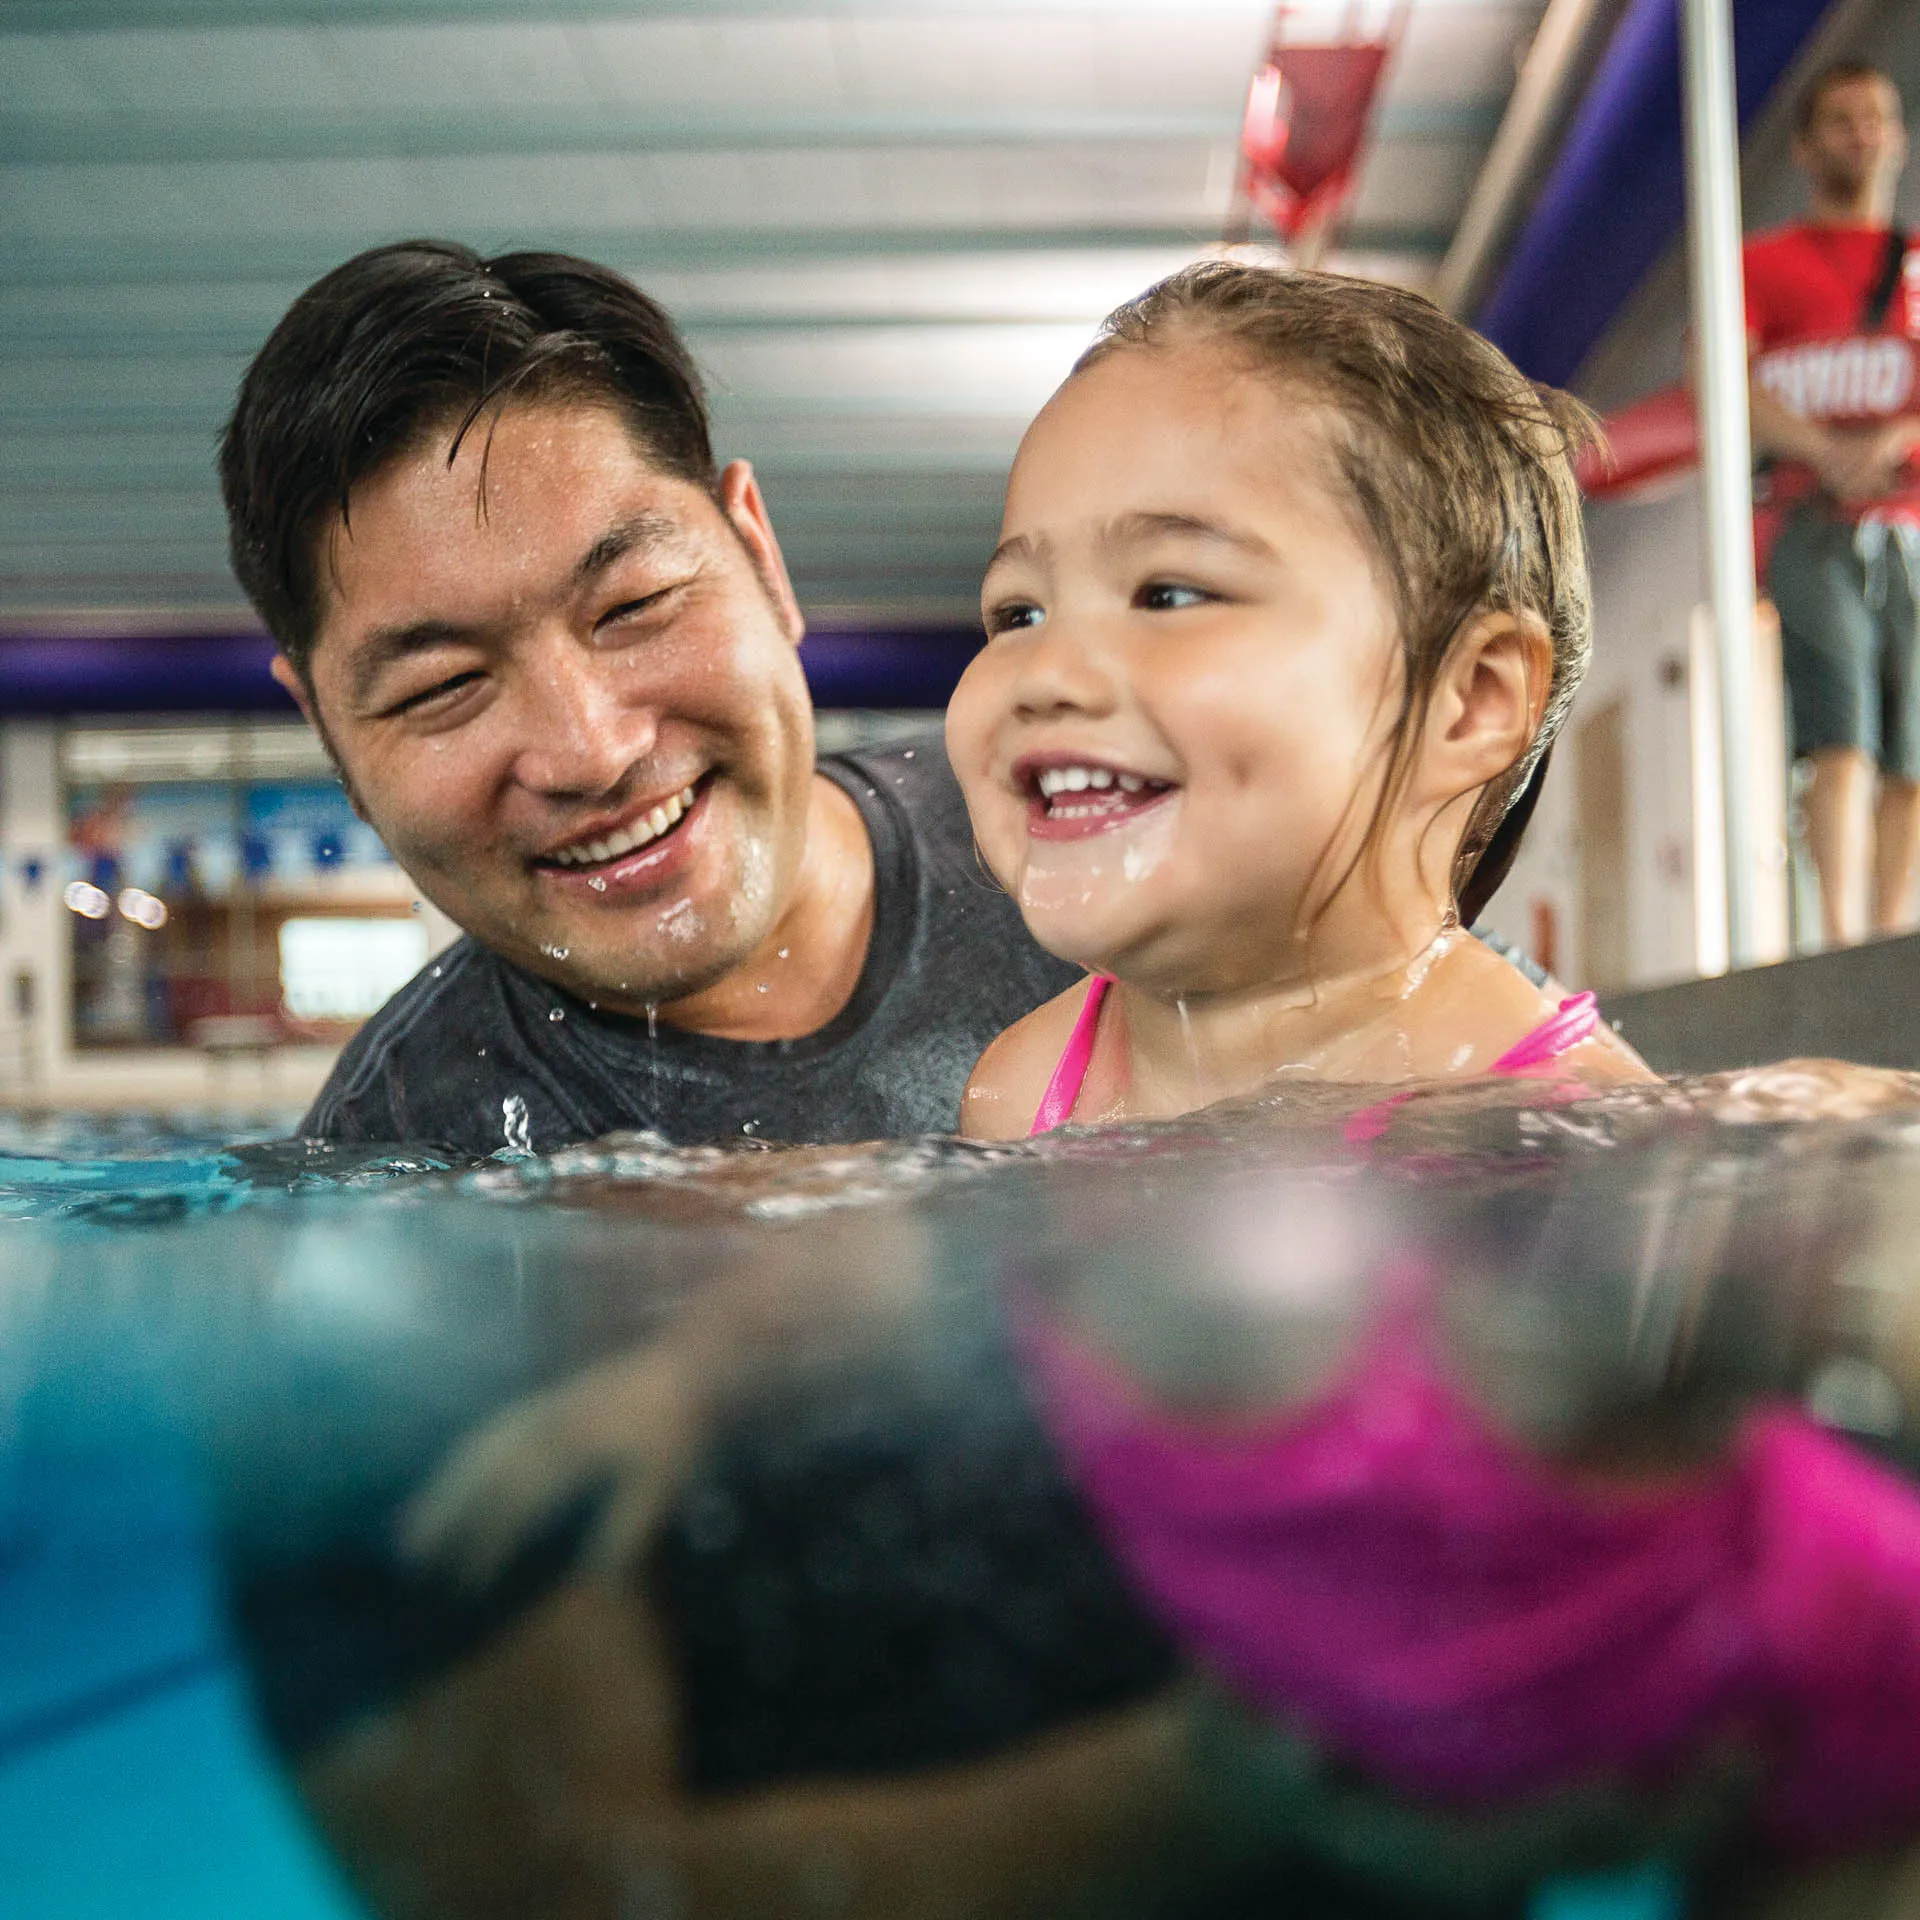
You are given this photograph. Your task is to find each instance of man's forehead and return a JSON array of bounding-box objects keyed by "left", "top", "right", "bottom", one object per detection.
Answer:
[
  {"left": 316, "top": 403, "right": 709, "bottom": 633},
  {"left": 334, "top": 403, "right": 702, "bottom": 560},
  {"left": 348, "top": 400, "right": 692, "bottom": 538},
  {"left": 1810, "top": 74, "right": 1902, "bottom": 122}
]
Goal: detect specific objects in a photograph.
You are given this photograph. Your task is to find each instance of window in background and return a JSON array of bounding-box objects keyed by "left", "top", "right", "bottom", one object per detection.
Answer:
[{"left": 61, "top": 723, "right": 427, "bottom": 1052}]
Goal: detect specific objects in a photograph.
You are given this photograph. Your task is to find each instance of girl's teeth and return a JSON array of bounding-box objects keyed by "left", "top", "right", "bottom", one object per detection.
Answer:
[{"left": 1036, "top": 765, "right": 1140, "bottom": 798}]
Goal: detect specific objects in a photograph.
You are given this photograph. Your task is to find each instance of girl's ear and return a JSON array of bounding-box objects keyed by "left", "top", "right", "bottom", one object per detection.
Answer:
[{"left": 1421, "top": 608, "right": 1553, "bottom": 806}]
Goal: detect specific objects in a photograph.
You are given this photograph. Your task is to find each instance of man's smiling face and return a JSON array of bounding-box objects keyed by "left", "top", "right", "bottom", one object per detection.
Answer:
[{"left": 287, "top": 399, "right": 816, "bottom": 1014}]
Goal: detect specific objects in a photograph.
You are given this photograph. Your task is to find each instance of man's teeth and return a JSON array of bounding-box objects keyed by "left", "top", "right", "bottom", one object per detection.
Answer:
[
  {"left": 552, "top": 786, "right": 697, "bottom": 867},
  {"left": 1035, "top": 765, "right": 1148, "bottom": 799}
]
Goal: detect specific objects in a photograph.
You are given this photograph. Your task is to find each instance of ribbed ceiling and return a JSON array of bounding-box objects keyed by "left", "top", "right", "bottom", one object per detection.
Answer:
[{"left": 0, "top": 0, "right": 1546, "bottom": 627}]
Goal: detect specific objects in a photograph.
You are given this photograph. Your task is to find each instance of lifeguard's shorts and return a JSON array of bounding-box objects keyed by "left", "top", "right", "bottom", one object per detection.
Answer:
[{"left": 1767, "top": 506, "right": 1920, "bottom": 780}]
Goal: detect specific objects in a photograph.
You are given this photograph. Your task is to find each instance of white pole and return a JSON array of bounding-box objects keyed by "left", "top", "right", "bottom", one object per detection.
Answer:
[{"left": 1680, "top": 0, "right": 1760, "bottom": 969}]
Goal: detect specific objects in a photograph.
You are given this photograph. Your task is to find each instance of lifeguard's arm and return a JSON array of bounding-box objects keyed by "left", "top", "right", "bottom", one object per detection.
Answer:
[
  {"left": 1745, "top": 340, "right": 1915, "bottom": 503},
  {"left": 958, "top": 979, "right": 1098, "bottom": 1140}
]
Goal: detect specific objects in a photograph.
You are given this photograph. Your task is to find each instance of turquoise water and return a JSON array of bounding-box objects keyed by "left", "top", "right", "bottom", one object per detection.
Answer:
[
  {"left": 5, "top": 1088, "right": 1920, "bottom": 1919},
  {"left": 0, "top": 1121, "right": 462, "bottom": 1920}
]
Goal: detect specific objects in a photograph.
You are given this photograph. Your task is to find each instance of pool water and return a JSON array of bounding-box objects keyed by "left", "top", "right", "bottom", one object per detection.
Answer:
[{"left": 4, "top": 1084, "right": 1919, "bottom": 1920}]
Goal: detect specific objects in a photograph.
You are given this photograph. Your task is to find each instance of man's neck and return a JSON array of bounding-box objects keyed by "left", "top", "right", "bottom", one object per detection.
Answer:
[
  {"left": 654, "top": 772, "right": 876, "bottom": 1043},
  {"left": 1808, "top": 179, "right": 1900, "bottom": 228}
]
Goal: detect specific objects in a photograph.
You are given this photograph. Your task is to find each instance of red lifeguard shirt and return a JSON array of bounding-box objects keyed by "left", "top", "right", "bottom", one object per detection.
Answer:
[{"left": 1743, "top": 222, "right": 1920, "bottom": 524}]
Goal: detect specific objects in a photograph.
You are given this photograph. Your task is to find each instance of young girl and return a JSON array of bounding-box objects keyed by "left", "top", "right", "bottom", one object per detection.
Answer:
[
  {"left": 947, "top": 262, "right": 1652, "bottom": 1139},
  {"left": 946, "top": 265, "right": 1920, "bottom": 1905}
]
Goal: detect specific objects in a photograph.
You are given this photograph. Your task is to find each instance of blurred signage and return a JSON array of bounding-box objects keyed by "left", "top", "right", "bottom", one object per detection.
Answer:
[{"left": 278, "top": 918, "right": 430, "bottom": 1022}]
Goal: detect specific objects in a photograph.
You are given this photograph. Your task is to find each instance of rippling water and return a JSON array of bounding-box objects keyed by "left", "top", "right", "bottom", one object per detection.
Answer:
[{"left": 8, "top": 1075, "right": 1920, "bottom": 1919}]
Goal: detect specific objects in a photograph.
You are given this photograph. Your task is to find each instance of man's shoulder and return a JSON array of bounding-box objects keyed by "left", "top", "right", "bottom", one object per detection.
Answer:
[
  {"left": 1744, "top": 221, "right": 1814, "bottom": 264},
  {"left": 821, "top": 722, "right": 1080, "bottom": 1024},
  {"left": 301, "top": 935, "right": 503, "bottom": 1136},
  {"left": 1744, "top": 222, "right": 1841, "bottom": 293},
  {"left": 822, "top": 725, "right": 968, "bottom": 832}
]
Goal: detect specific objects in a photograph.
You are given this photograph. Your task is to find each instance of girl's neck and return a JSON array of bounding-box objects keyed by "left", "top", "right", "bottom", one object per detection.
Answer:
[{"left": 1105, "top": 912, "right": 1469, "bottom": 1118}]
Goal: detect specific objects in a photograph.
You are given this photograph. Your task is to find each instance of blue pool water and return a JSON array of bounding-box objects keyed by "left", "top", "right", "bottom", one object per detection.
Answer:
[
  {"left": 0, "top": 1119, "right": 454, "bottom": 1920},
  {"left": 4, "top": 1088, "right": 1918, "bottom": 1919}
]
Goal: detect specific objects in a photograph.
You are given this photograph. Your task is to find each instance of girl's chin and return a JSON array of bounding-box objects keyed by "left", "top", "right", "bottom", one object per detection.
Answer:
[{"left": 1016, "top": 896, "right": 1153, "bottom": 979}]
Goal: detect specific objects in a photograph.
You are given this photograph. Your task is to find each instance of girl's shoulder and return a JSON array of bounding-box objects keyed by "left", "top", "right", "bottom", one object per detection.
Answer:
[
  {"left": 1463, "top": 938, "right": 1656, "bottom": 1085},
  {"left": 958, "top": 976, "right": 1104, "bottom": 1141}
]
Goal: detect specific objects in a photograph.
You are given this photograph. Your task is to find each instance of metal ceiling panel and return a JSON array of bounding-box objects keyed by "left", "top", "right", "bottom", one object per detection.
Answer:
[{"left": 0, "top": 0, "right": 1545, "bottom": 627}]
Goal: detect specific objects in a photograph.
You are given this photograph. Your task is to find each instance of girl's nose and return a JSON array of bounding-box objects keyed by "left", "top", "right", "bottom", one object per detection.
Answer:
[
  {"left": 1008, "top": 616, "right": 1122, "bottom": 722},
  {"left": 509, "top": 631, "right": 659, "bottom": 798}
]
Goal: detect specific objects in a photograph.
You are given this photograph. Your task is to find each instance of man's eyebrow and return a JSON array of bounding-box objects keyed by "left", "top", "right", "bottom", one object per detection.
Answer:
[
  {"left": 349, "top": 620, "right": 482, "bottom": 709},
  {"left": 571, "top": 510, "right": 686, "bottom": 587},
  {"left": 1103, "top": 511, "right": 1276, "bottom": 560}
]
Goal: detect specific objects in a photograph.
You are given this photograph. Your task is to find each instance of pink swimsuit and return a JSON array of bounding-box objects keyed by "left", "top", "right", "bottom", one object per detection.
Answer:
[
  {"left": 1028, "top": 972, "right": 1602, "bottom": 1137},
  {"left": 1018, "top": 974, "right": 1920, "bottom": 1845}
]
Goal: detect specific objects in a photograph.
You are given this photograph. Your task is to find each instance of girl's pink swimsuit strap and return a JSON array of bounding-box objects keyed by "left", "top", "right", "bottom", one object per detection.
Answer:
[{"left": 1029, "top": 975, "right": 1599, "bottom": 1136}]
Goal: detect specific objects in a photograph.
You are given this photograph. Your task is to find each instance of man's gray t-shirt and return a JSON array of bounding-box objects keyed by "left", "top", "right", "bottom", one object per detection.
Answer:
[{"left": 301, "top": 736, "right": 1080, "bottom": 1155}]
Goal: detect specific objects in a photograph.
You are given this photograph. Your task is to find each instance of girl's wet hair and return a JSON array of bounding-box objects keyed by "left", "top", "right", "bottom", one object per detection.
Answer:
[{"left": 1075, "top": 261, "right": 1598, "bottom": 916}]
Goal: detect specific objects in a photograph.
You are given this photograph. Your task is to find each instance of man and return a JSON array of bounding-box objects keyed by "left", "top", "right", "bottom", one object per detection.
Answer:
[
  {"left": 220, "top": 241, "right": 1079, "bottom": 1155},
  {"left": 1746, "top": 62, "right": 1920, "bottom": 946}
]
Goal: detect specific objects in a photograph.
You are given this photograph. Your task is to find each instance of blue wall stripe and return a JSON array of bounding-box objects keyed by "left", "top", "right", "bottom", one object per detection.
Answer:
[{"left": 1475, "top": 0, "right": 1835, "bottom": 388}]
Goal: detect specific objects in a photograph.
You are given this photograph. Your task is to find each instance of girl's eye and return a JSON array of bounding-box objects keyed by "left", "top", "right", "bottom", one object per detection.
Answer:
[
  {"left": 986, "top": 600, "right": 1045, "bottom": 636},
  {"left": 1138, "top": 581, "right": 1212, "bottom": 612}
]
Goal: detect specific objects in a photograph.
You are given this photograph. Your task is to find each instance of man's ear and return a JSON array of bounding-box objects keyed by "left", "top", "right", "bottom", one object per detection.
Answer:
[
  {"left": 716, "top": 459, "right": 806, "bottom": 646},
  {"left": 1422, "top": 609, "right": 1553, "bottom": 806},
  {"left": 270, "top": 652, "right": 370, "bottom": 821},
  {"left": 270, "top": 652, "right": 315, "bottom": 723}
]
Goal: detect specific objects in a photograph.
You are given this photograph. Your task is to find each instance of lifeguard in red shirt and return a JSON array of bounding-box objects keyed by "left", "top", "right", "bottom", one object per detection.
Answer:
[{"left": 1746, "top": 62, "right": 1919, "bottom": 946}]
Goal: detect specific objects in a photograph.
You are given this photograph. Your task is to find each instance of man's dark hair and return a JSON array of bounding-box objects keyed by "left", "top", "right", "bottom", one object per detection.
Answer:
[
  {"left": 219, "top": 240, "right": 718, "bottom": 680},
  {"left": 1794, "top": 59, "right": 1897, "bottom": 136}
]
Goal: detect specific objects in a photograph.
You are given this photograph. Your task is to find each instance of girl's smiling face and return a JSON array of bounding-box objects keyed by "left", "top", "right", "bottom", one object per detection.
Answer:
[{"left": 947, "top": 339, "right": 1411, "bottom": 995}]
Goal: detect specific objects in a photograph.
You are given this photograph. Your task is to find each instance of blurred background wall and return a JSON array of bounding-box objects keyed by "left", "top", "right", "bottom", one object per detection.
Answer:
[{"left": 0, "top": 0, "right": 1902, "bottom": 1110}]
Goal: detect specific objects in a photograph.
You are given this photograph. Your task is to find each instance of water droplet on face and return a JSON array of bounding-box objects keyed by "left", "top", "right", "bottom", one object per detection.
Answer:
[
  {"left": 539, "top": 942, "right": 569, "bottom": 960},
  {"left": 588, "top": 876, "right": 607, "bottom": 892},
  {"left": 776, "top": 947, "right": 790, "bottom": 960},
  {"left": 755, "top": 981, "right": 769, "bottom": 993},
  {"left": 549, "top": 1006, "right": 565, "bottom": 1022}
]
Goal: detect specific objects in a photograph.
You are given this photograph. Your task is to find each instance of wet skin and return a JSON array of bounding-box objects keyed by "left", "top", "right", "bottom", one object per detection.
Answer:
[
  {"left": 278, "top": 401, "right": 873, "bottom": 1041},
  {"left": 945, "top": 341, "right": 1632, "bottom": 1134},
  {"left": 947, "top": 342, "right": 1413, "bottom": 1000}
]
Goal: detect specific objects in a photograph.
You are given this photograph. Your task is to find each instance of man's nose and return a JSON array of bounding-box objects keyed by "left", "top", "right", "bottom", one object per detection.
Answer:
[
  {"left": 1007, "top": 612, "right": 1122, "bottom": 722},
  {"left": 508, "top": 633, "right": 658, "bottom": 797}
]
